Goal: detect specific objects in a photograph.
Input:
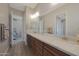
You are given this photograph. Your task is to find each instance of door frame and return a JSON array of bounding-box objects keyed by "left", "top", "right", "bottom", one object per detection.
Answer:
[{"left": 10, "top": 13, "right": 25, "bottom": 45}]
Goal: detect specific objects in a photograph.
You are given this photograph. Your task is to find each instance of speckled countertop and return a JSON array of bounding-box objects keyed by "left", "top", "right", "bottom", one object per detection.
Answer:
[{"left": 27, "top": 32, "right": 79, "bottom": 56}]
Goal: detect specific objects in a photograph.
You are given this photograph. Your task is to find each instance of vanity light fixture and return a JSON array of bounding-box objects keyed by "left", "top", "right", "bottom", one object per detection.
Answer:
[{"left": 30, "top": 12, "right": 39, "bottom": 19}]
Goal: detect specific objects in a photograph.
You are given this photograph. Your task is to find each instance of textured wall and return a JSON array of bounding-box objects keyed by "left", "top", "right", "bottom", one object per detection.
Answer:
[{"left": 0, "top": 3, "right": 9, "bottom": 55}]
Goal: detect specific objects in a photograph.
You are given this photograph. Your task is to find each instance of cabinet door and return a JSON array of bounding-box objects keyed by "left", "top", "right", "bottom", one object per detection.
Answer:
[
  {"left": 27, "top": 35, "right": 32, "bottom": 48},
  {"left": 43, "top": 48, "right": 55, "bottom": 56},
  {"left": 35, "top": 39, "right": 43, "bottom": 56},
  {"left": 31, "top": 38, "right": 37, "bottom": 55},
  {"left": 43, "top": 45, "right": 56, "bottom": 56},
  {"left": 31, "top": 38, "right": 43, "bottom": 56},
  {"left": 43, "top": 43, "right": 69, "bottom": 56}
]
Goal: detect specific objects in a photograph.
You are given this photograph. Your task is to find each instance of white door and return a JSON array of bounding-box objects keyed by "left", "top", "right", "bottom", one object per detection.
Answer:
[{"left": 11, "top": 15, "right": 24, "bottom": 45}]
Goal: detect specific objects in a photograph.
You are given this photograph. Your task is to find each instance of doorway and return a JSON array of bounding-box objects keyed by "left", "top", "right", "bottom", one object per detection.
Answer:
[{"left": 11, "top": 14, "right": 24, "bottom": 45}]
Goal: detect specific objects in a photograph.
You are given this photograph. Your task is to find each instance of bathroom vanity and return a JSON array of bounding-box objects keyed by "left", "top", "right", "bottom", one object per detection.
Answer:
[{"left": 27, "top": 32, "right": 79, "bottom": 56}]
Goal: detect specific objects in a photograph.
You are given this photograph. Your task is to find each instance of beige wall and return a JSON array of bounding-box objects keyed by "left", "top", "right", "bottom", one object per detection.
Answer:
[
  {"left": 10, "top": 7, "right": 24, "bottom": 17},
  {"left": 25, "top": 7, "right": 34, "bottom": 32},
  {"left": 40, "top": 3, "right": 79, "bottom": 37},
  {"left": 0, "top": 3, "right": 9, "bottom": 28},
  {"left": 0, "top": 3, "right": 9, "bottom": 54},
  {"left": 24, "top": 7, "right": 33, "bottom": 45}
]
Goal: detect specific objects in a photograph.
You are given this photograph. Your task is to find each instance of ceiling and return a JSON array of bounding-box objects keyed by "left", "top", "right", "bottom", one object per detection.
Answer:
[
  {"left": 9, "top": 3, "right": 38, "bottom": 11},
  {"left": 9, "top": 3, "right": 65, "bottom": 16},
  {"left": 38, "top": 3, "right": 65, "bottom": 16}
]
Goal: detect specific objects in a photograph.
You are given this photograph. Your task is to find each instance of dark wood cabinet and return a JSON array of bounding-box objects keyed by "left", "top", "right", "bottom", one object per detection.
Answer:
[
  {"left": 33, "top": 39, "right": 43, "bottom": 56},
  {"left": 43, "top": 43, "right": 69, "bottom": 56},
  {"left": 27, "top": 35, "right": 32, "bottom": 48},
  {"left": 27, "top": 34, "right": 69, "bottom": 56},
  {"left": 27, "top": 35, "right": 43, "bottom": 56}
]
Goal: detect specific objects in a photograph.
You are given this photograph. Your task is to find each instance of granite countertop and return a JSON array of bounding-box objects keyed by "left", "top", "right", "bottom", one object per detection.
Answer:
[{"left": 27, "top": 32, "right": 79, "bottom": 56}]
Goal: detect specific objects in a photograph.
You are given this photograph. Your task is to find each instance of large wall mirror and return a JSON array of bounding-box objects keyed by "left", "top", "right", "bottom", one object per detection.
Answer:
[{"left": 31, "top": 17, "right": 44, "bottom": 33}]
